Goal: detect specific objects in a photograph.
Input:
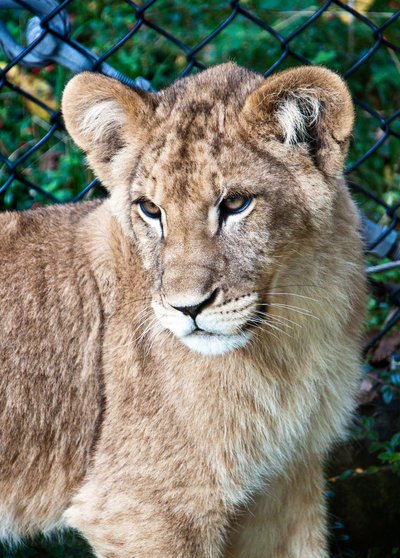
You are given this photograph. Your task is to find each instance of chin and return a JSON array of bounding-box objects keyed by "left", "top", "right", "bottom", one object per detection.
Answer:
[{"left": 179, "top": 330, "right": 252, "bottom": 356}]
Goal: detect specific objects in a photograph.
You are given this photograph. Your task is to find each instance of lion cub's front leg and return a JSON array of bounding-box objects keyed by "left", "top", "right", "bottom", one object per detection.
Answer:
[
  {"left": 225, "top": 456, "right": 328, "bottom": 558},
  {"left": 65, "top": 479, "right": 227, "bottom": 558}
]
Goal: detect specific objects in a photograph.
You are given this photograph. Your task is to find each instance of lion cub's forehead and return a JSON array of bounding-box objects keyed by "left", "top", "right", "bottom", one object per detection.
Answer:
[
  {"left": 137, "top": 136, "right": 222, "bottom": 207},
  {"left": 137, "top": 108, "right": 235, "bottom": 205},
  {"left": 133, "top": 65, "right": 265, "bottom": 204}
]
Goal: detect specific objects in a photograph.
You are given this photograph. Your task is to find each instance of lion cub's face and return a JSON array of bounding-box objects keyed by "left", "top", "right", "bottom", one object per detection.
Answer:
[
  {"left": 129, "top": 116, "right": 312, "bottom": 357},
  {"left": 62, "top": 64, "right": 354, "bottom": 355}
]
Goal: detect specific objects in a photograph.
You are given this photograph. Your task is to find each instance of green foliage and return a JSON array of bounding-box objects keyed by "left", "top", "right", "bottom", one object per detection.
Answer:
[
  {"left": 1, "top": 0, "right": 399, "bottom": 210},
  {"left": 352, "top": 416, "right": 400, "bottom": 475},
  {"left": 0, "top": 531, "right": 91, "bottom": 558}
]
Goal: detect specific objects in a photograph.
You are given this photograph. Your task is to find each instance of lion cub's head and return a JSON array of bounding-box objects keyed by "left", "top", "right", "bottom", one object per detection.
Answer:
[{"left": 62, "top": 63, "right": 354, "bottom": 356}]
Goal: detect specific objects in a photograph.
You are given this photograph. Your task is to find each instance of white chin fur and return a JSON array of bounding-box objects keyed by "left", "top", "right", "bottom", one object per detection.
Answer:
[{"left": 180, "top": 331, "right": 252, "bottom": 356}]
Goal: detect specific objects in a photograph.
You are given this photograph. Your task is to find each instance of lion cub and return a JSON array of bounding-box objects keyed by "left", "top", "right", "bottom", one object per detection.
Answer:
[{"left": 0, "top": 63, "right": 365, "bottom": 557}]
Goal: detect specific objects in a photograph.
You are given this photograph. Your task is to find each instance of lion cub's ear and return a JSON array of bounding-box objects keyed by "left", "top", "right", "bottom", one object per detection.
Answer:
[
  {"left": 243, "top": 66, "right": 354, "bottom": 176},
  {"left": 62, "top": 73, "right": 155, "bottom": 188}
]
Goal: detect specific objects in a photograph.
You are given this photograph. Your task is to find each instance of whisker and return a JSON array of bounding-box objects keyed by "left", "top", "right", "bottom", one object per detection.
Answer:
[
  {"left": 136, "top": 317, "right": 158, "bottom": 345},
  {"left": 132, "top": 312, "right": 155, "bottom": 333},
  {"left": 135, "top": 307, "right": 151, "bottom": 319},
  {"left": 257, "top": 301, "right": 313, "bottom": 312},
  {"left": 116, "top": 297, "right": 152, "bottom": 309},
  {"left": 264, "top": 292, "right": 320, "bottom": 302},
  {"left": 251, "top": 319, "right": 292, "bottom": 338},
  {"left": 266, "top": 303, "right": 319, "bottom": 320},
  {"left": 144, "top": 322, "right": 163, "bottom": 358},
  {"left": 251, "top": 326, "right": 280, "bottom": 342},
  {"left": 230, "top": 309, "right": 289, "bottom": 339},
  {"left": 253, "top": 314, "right": 295, "bottom": 331},
  {"left": 267, "top": 284, "right": 322, "bottom": 290},
  {"left": 130, "top": 311, "right": 152, "bottom": 330},
  {"left": 105, "top": 316, "right": 155, "bottom": 356},
  {"left": 253, "top": 310, "right": 303, "bottom": 329}
]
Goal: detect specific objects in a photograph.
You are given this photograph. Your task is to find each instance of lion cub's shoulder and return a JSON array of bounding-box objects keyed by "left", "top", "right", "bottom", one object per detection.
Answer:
[{"left": 0, "top": 200, "right": 103, "bottom": 247}]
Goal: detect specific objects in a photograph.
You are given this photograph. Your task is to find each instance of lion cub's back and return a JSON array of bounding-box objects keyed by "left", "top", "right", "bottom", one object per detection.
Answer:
[{"left": 0, "top": 201, "right": 104, "bottom": 539}]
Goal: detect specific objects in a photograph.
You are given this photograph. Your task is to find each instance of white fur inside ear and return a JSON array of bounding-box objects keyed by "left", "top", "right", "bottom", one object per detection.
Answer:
[
  {"left": 80, "top": 99, "right": 125, "bottom": 143},
  {"left": 276, "top": 95, "right": 320, "bottom": 145}
]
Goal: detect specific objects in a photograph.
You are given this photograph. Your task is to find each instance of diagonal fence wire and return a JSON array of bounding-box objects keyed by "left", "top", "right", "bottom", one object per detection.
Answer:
[{"left": 0, "top": 0, "right": 399, "bottom": 356}]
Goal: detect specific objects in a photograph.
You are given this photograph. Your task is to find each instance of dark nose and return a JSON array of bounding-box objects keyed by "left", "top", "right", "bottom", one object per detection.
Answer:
[{"left": 172, "top": 289, "right": 218, "bottom": 320}]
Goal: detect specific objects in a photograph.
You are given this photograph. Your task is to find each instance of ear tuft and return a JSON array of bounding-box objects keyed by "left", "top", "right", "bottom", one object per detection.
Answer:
[
  {"left": 79, "top": 99, "right": 125, "bottom": 146},
  {"left": 276, "top": 95, "right": 320, "bottom": 146},
  {"left": 62, "top": 72, "right": 155, "bottom": 188},
  {"left": 243, "top": 66, "right": 354, "bottom": 175}
]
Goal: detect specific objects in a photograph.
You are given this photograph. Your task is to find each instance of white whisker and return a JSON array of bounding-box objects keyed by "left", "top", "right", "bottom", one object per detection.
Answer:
[
  {"left": 136, "top": 317, "right": 158, "bottom": 345},
  {"left": 144, "top": 322, "right": 163, "bottom": 358},
  {"left": 258, "top": 302, "right": 318, "bottom": 319},
  {"left": 265, "top": 292, "right": 320, "bottom": 302},
  {"left": 254, "top": 314, "right": 294, "bottom": 330},
  {"left": 105, "top": 314, "right": 155, "bottom": 356},
  {"left": 250, "top": 318, "right": 292, "bottom": 338},
  {"left": 251, "top": 326, "right": 280, "bottom": 342},
  {"left": 253, "top": 310, "right": 303, "bottom": 330}
]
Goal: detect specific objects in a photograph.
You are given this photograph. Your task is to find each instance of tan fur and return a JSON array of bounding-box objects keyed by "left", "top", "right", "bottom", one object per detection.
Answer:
[{"left": 0, "top": 63, "right": 366, "bottom": 557}]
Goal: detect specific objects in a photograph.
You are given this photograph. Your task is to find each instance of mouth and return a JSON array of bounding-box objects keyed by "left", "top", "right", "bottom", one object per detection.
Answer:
[
  {"left": 180, "top": 329, "right": 252, "bottom": 356},
  {"left": 181, "top": 304, "right": 268, "bottom": 355},
  {"left": 151, "top": 296, "right": 261, "bottom": 356}
]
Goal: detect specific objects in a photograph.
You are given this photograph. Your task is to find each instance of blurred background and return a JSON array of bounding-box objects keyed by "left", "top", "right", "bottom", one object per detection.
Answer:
[{"left": 0, "top": 1, "right": 399, "bottom": 556}]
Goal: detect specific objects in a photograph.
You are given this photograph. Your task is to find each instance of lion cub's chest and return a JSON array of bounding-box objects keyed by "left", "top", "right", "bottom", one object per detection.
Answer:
[
  {"left": 164, "top": 359, "right": 320, "bottom": 506},
  {"left": 104, "top": 343, "right": 318, "bottom": 503}
]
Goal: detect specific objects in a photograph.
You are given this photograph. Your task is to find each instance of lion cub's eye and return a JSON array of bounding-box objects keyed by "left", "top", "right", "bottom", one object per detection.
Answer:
[
  {"left": 138, "top": 200, "right": 161, "bottom": 219},
  {"left": 220, "top": 194, "right": 252, "bottom": 215}
]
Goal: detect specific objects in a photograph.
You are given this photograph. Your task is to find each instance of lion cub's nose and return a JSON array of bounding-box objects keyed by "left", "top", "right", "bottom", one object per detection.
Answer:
[{"left": 170, "top": 289, "right": 218, "bottom": 320}]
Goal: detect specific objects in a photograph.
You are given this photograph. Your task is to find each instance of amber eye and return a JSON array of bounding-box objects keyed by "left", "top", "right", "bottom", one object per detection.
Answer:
[
  {"left": 220, "top": 194, "right": 252, "bottom": 215},
  {"left": 138, "top": 200, "right": 161, "bottom": 219}
]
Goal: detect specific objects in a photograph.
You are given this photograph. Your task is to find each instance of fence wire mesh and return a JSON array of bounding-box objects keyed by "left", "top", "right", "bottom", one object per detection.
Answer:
[{"left": 0, "top": 4, "right": 399, "bottom": 349}]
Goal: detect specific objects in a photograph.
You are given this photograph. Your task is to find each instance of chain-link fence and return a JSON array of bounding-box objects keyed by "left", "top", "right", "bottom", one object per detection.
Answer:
[{"left": 0, "top": 2, "right": 399, "bottom": 553}]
